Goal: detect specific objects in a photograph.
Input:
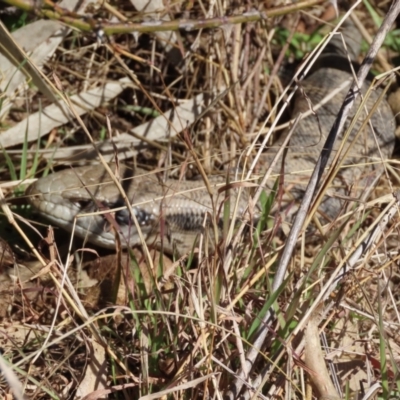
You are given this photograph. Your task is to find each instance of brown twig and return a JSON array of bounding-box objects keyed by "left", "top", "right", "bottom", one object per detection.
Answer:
[{"left": 0, "top": 0, "right": 325, "bottom": 35}]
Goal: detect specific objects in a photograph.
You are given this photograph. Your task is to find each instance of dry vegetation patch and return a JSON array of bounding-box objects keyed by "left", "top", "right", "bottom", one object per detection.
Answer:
[{"left": 0, "top": 0, "right": 399, "bottom": 399}]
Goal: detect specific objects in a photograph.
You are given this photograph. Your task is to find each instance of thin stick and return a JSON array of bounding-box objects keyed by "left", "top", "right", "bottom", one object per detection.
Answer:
[{"left": 0, "top": 0, "right": 325, "bottom": 35}]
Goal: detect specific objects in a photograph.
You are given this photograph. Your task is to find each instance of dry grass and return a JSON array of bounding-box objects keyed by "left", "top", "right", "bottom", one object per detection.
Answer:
[{"left": 0, "top": 0, "right": 399, "bottom": 399}]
